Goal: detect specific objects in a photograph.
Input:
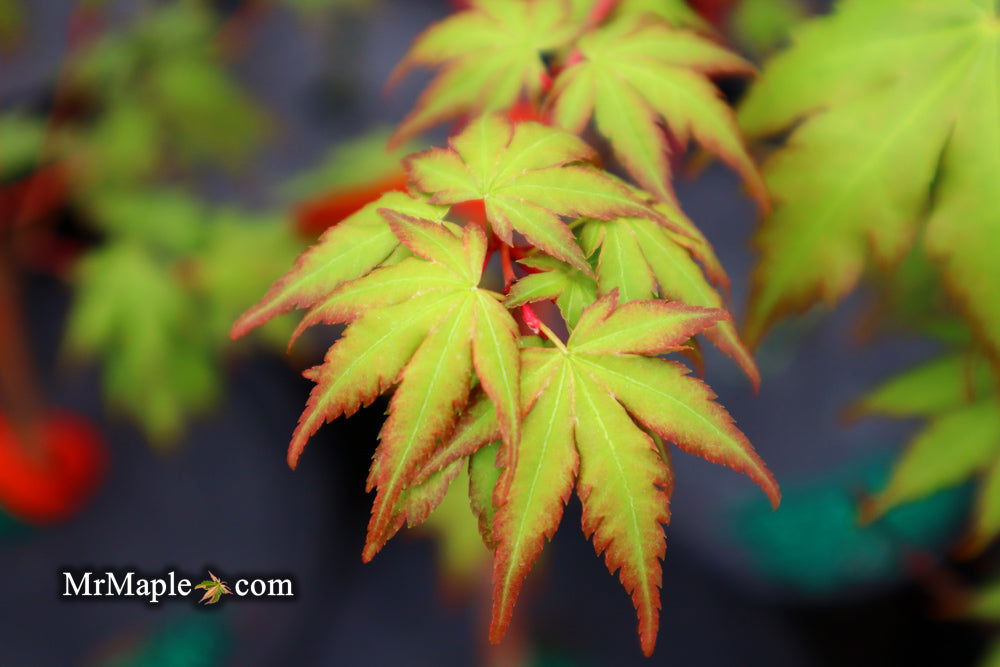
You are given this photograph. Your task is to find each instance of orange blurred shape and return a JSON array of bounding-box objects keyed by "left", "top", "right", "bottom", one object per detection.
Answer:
[
  {"left": 294, "top": 171, "right": 410, "bottom": 237},
  {"left": 0, "top": 411, "right": 106, "bottom": 524}
]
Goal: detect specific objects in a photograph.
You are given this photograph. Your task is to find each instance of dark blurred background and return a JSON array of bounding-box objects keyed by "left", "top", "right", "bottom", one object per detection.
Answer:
[{"left": 1, "top": 1, "right": 996, "bottom": 665}]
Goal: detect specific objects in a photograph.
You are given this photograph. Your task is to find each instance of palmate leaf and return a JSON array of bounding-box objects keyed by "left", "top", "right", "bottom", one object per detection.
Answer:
[
  {"left": 548, "top": 15, "right": 765, "bottom": 205},
  {"left": 390, "top": 0, "right": 579, "bottom": 143},
  {"left": 230, "top": 191, "right": 447, "bottom": 338},
  {"left": 740, "top": 0, "right": 1000, "bottom": 366},
  {"left": 857, "top": 352, "right": 1000, "bottom": 553},
  {"left": 283, "top": 214, "right": 521, "bottom": 562},
  {"left": 489, "top": 293, "right": 778, "bottom": 656},
  {"left": 508, "top": 210, "right": 759, "bottom": 386},
  {"left": 405, "top": 113, "right": 668, "bottom": 273}
]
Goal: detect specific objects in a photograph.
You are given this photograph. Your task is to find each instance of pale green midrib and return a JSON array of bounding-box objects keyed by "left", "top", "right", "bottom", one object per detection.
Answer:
[
  {"left": 741, "top": 22, "right": 978, "bottom": 133},
  {"left": 407, "top": 227, "right": 469, "bottom": 279},
  {"left": 619, "top": 60, "right": 745, "bottom": 169},
  {"left": 500, "top": 180, "right": 635, "bottom": 208},
  {"left": 418, "top": 399, "right": 496, "bottom": 478},
  {"left": 374, "top": 296, "right": 474, "bottom": 532},
  {"left": 595, "top": 69, "right": 665, "bottom": 192},
  {"left": 312, "top": 291, "right": 459, "bottom": 425},
  {"left": 756, "top": 43, "right": 980, "bottom": 318},
  {"left": 506, "top": 272, "right": 565, "bottom": 305},
  {"left": 604, "top": 224, "right": 629, "bottom": 296},
  {"left": 499, "top": 363, "right": 569, "bottom": 610},
  {"left": 573, "top": 312, "right": 693, "bottom": 353},
  {"left": 574, "top": 365, "right": 653, "bottom": 612},
  {"left": 415, "top": 153, "right": 478, "bottom": 195},
  {"left": 574, "top": 355, "right": 746, "bottom": 462},
  {"left": 316, "top": 273, "right": 462, "bottom": 308},
  {"left": 561, "top": 283, "right": 589, "bottom": 330},
  {"left": 493, "top": 131, "right": 567, "bottom": 186},
  {"left": 268, "top": 226, "right": 395, "bottom": 310},
  {"left": 492, "top": 197, "right": 583, "bottom": 265},
  {"left": 633, "top": 222, "right": 715, "bottom": 305},
  {"left": 477, "top": 294, "right": 516, "bottom": 431}
]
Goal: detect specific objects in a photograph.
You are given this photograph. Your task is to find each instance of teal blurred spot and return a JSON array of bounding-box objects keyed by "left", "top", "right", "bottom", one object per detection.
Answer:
[
  {"left": 734, "top": 452, "right": 971, "bottom": 595},
  {"left": 105, "top": 614, "right": 230, "bottom": 667},
  {"left": 0, "top": 507, "right": 30, "bottom": 541}
]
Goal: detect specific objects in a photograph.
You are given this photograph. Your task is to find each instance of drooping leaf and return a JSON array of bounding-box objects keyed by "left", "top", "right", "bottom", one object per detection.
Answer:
[
  {"left": 231, "top": 192, "right": 448, "bottom": 338},
  {"left": 854, "top": 353, "right": 995, "bottom": 419},
  {"left": 490, "top": 293, "right": 778, "bottom": 656},
  {"left": 548, "top": 15, "right": 764, "bottom": 205},
  {"left": 390, "top": 0, "right": 579, "bottom": 142},
  {"left": 866, "top": 400, "right": 1000, "bottom": 519},
  {"left": 283, "top": 215, "right": 521, "bottom": 563},
  {"left": 406, "top": 113, "right": 666, "bottom": 273},
  {"left": 740, "top": 0, "right": 1000, "bottom": 366}
]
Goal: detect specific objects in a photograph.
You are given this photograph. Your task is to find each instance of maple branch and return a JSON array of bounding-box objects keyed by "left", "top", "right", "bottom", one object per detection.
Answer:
[{"left": 0, "top": 234, "right": 45, "bottom": 460}]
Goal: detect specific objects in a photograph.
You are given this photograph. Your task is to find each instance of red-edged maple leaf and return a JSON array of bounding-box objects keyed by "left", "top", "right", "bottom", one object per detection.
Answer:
[
  {"left": 487, "top": 292, "right": 778, "bottom": 655},
  {"left": 286, "top": 214, "right": 521, "bottom": 562},
  {"left": 547, "top": 14, "right": 764, "bottom": 206},
  {"left": 230, "top": 191, "right": 447, "bottom": 339},
  {"left": 390, "top": 0, "right": 578, "bottom": 143},
  {"left": 194, "top": 572, "right": 232, "bottom": 605},
  {"left": 405, "top": 113, "right": 671, "bottom": 273}
]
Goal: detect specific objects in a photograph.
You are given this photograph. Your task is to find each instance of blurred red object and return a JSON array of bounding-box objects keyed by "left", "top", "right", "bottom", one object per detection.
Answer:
[
  {"left": 689, "top": 0, "right": 738, "bottom": 25},
  {"left": 0, "top": 165, "right": 70, "bottom": 229},
  {"left": 293, "top": 171, "right": 409, "bottom": 237},
  {"left": 0, "top": 411, "right": 106, "bottom": 524}
]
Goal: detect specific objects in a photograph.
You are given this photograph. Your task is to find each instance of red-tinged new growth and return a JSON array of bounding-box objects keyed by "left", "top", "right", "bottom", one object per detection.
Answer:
[
  {"left": 234, "top": 0, "right": 776, "bottom": 657},
  {"left": 488, "top": 293, "right": 778, "bottom": 657}
]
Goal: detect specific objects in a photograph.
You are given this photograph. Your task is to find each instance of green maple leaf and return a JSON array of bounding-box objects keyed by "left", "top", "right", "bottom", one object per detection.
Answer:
[
  {"left": 65, "top": 242, "right": 217, "bottom": 443},
  {"left": 507, "top": 203, "right": 758, "bottom": 386},
  {"left": 611, "top": 0, "right": 710, "bottom": 29},
  {"left": 856, "top": 352, "right": 1000, "bottom": 553},
  {"left": 505, "top": 255, "right": 598, "bottom": 330},
  {"left": 405, "top": 113, "right": 666, "bottom": 273},
  {"left": 466, "top": 293, "right": 776, "bottom": 656},
  {"left": 231, "top": 191, "right": 447, "bottom": 338},
  {"left": 740, "top": 0, "right": 1000, "bottom": 363},
  {"left": 390, "top": 0, "right": 579, "bottom": 142},
  {"left": 194, "top": 572, "right": 232, "bottom": 605},
  {"left": 548, "top": 15, "right": 765, "bottom": 205},
  {"left": 285, "top": 214, "right": 521, "bottom": 563}
]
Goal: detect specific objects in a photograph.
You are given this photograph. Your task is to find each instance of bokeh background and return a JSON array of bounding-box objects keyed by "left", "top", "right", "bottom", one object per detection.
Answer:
[{"left": 0, "top": 1, "right": 996, "bottom": 665}]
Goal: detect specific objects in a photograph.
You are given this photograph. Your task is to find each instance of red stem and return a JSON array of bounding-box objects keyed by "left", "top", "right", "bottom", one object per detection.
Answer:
[
  {"left": 586, "top": 0, "right": 620, "bottom": 27},
  {"left": 499, "top": 243, "right": 517, "bottom": 291}
]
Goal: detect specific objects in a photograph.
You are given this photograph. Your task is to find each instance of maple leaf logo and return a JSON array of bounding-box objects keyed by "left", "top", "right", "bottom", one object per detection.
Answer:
[{"left": 194, "top": 572, "right": 232, "bottom": 605}]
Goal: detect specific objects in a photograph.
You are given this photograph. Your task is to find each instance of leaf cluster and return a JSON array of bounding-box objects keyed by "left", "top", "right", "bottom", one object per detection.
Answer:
[{"left": 238, "top": 105, "right": 776, "bottom": 655}]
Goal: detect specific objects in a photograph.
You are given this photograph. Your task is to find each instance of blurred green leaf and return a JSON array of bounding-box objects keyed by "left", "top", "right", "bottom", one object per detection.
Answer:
[
  {"left": 0, "top": 112, "right": 46, "bottom": 179},
  {"left": 82, "top": 187, "right": 205, "bottom": 254},
  {"left": 66, "top": 241, "right": 216, "bottom": 444},
  {"left": 731, "top": 0, "right": 806, "bottom": 57},
  {"left": 194, "top": 209, "right": 302, "bottom": 347},
  {"left": 0, "top": 0, "right": 25, "bottom": 47}
]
